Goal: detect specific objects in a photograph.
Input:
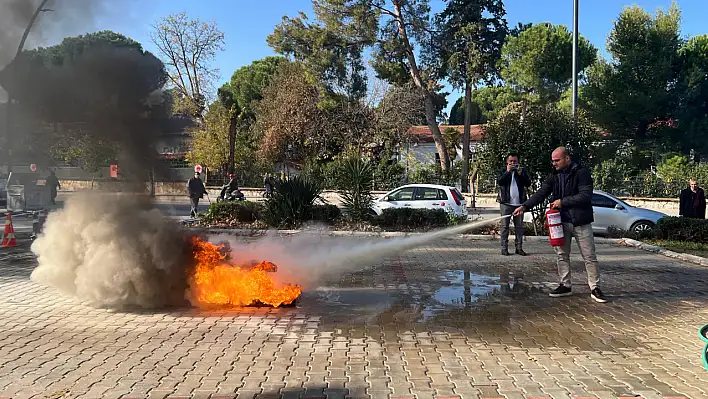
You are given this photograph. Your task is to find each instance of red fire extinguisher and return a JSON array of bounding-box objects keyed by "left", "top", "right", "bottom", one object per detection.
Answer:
[{"left": 545, "top": 208, "right": 565, "bottom": 247}]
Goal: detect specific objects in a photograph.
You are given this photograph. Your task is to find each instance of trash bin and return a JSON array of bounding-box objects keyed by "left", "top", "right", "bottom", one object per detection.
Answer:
[{"left": 5, "top": 171, "right": 50, "bottom": 212}]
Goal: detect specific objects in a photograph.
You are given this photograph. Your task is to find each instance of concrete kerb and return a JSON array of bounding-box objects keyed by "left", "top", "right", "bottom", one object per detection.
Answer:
[{"left": 620, "top": 237, "right": 708, "bottom": 267}]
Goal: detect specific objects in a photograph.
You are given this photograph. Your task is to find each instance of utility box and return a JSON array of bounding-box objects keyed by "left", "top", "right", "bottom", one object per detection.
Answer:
[{"left": 6, "top": 171, "right": 50, "bottom": 212}]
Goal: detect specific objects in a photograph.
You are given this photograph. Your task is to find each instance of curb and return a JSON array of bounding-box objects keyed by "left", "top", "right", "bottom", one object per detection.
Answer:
[{"left": 620, "top": 238, "right": 708, "bottom": 267}]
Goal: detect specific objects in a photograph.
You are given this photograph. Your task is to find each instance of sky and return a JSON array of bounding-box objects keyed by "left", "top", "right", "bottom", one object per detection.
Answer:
[{"left": 29, "top": 0, "right": 708, "bottom": 116}]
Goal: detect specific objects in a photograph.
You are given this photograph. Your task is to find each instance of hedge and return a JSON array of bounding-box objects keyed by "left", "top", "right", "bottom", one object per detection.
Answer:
[{"left": 373, "top": 208, "right": 452, "bottom": 230}]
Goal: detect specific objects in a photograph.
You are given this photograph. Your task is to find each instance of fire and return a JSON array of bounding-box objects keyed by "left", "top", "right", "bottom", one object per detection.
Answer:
[{"left": 187, "top": 237, "right": 302, "bottom": 307}]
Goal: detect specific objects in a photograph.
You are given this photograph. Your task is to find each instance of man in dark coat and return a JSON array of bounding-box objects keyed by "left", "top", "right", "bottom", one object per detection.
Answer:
[
  {"left": 45, "top": 170, "right": 61, "bottom": 205},
  {"left": 497, "top": 153, "right": 531, "bottom": 256},
  {"left": 187, "top": 172, "right": 206, "bottom": 218},
  {"left": 512, "top": 147, "right": 607, "bottom": 303},
  {"left": 679, "top": 179, "right": 706, "bottom": 219}
]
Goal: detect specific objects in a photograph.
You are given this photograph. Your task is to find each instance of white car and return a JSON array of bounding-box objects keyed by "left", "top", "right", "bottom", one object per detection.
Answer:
[
  {"left": 524, "top": 190, "right": 667, "bottom": 235},
  {"left": 372, "top": 184, "right": 468, "bottom": 217}
]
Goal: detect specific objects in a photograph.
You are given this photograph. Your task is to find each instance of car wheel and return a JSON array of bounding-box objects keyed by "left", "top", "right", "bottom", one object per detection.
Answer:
[{"left": 630, "top": 220, "right": 654, "bottom": 233}]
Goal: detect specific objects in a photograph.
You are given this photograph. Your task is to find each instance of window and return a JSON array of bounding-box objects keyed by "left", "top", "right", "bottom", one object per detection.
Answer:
[
  {"left": 390, "top": 187, "right": 415, "bottom": 201},
  {"left": 437, "top": 189, "right": 449, "bottom": 200},
  {"left": 414, "top": 187, "right": 441, "bottom": 200},
  {"left": 592, "top": 193, "right": 617, "bottom": 208}
]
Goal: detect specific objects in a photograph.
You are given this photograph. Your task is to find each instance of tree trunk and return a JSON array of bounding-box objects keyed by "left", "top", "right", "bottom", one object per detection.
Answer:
[
  {"left": 227, "top": 117, "right": 237, "bottom": 173},
  {"left": 461, "top": 82, "right": 472, "bottom": 192},
  {"left": 392, "top": 1, "right": 449, "bottom": 172}
]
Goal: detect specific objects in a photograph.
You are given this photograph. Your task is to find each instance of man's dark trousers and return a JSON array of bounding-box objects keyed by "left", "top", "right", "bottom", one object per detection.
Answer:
[
  {"left": 500, "top": 203, "right": 524, "bottom": 251},
  {"left": 190, "top": 197, "right": 200, "bottom": 217}
]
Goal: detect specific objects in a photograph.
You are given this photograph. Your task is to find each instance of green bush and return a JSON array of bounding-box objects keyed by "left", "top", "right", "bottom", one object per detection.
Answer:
[
  {"left": 201, "top": 201, "right": 263, "bottom": 224},
  {"left": 263, "top": 175, "right": 324, "bottom": 228},
  {"left": 654, "top": 216, "right": 708, "bottom": 243},
  {"left": 309, "top": 204, "right": 342, "bottom": 223},
  {"left": 373, "top": 208, "right": 451, "bottom": 230},
  {"left": 373, "top": 160, "right": 405, "bottom": 191},
  {"left": 339, "top": 156, "right": 375, "bottom": 222}
]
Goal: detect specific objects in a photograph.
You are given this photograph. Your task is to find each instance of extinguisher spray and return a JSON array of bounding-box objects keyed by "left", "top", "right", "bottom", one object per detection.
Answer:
[{"left": 545, "top": 208, "right": 565, "bottom": 247}]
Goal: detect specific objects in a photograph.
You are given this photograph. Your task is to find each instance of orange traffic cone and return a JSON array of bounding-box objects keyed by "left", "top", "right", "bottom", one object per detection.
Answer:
[{"left": 2, "top": 213, "right": 17, "bottom": 248}]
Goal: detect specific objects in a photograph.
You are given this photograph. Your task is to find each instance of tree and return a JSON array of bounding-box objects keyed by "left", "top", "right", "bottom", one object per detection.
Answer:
[
  {"left": 217, "top": 57, "right": 287, "bottom": 173},
  {"left": 150, "top": 12, "right": 225, "bottom": 118},
  {"left": 500, "top": 23, "right": 596, "bottom": 102},
  {"left": 254, "top": 62, "right": 324, "bottom": 163},
  {"left": 267, "top": 7, "right": 369, "bottom": 102},
  {"left": 449, "top": 86, "right": 520, "bottom": 124},
  {"left": 0, "top": 30, "right": 169, "bottom": 178},
  {"left": 433, "top": 0, "right": 508, "bottom": 192},
  {"left": 186, "top": 101, "right": 230, "bottom": 170},
  {"left": 479, "top": 102, "right": 598, "bottom": 192},
  {"left": 675, "top": 35, "right": 708, "bottom": 161},
  {"left": 582, "top": 4, "right": 682, "bottom": 142},
  {"left": 269, "top": 0, "right": 453, "bottom": 172}
]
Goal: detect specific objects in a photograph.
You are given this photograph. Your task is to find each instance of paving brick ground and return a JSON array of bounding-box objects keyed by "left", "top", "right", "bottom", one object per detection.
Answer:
[{"left": 1, "top": 235, "right": 707, "bottom": 399}]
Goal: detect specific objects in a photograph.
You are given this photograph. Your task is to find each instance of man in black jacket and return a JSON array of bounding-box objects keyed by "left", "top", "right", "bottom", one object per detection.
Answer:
[
  {"left": 187, "top": 172, "right": 207, "bottom": 218},
  {"left": 679, "top": 179, "right": 706, "bottom": 219},
  {"left": 497, "top": 153, "right": 531, "bottom": 256},
  {"left": 512, "top": 147, "right": 607, "bottom": 303}
]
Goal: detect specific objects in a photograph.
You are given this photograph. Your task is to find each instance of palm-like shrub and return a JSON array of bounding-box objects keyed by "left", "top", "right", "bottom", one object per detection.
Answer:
[
  {"left": 339, "top": 156, "right": 374, "bottom": 222},
  {"left": 263, "top": 175, "right": 324, "bottom": 228}
]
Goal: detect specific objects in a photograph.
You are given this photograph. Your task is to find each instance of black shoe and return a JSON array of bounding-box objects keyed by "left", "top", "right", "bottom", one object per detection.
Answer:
[
  {"left": 549, "top": 285, "right": 572, "bottom": 297},
  {"left": 501, "top": 249, "right": 510, "bottom": 256},
  {"left": 591, "top": 288, "right": 608, "bottom": 303},
  {"left": 515, "top": 248, "right": 527, "bottom": 256}
]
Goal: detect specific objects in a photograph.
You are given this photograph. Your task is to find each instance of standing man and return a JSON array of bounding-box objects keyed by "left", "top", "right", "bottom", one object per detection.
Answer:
[
  {"left": 187, "top": 171, "right": 206, "bottom": 218},
  {"left": 45, "top": 170, "right": 61, "bottom": 205},
  {"left": 512, "top": 147, "right": 607, "bottom": 303},
  {"left": 497, "top": 153, "right": 531, "bottom": 256},
  {"left": 679, "top": 179, "right": 706, "bottom": 219}
]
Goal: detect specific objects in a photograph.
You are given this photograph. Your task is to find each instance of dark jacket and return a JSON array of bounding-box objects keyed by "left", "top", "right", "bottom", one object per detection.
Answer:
[
  {"left": 497, "top": 168, "right": 532, "bottom": 205},
  {"left": 523, "top": 163, "right": 594, "bottom": 226},
  {"left": 187, "top": 177, "right": 206, "bottom": 199},
  {"left": 679, "top": 187, "right": 706, "bottom": 219}
]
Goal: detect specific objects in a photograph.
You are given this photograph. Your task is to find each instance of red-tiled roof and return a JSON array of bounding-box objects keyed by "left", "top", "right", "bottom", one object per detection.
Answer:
[{"left": 407, "top": 124, "right": 485, "bottom": 143}]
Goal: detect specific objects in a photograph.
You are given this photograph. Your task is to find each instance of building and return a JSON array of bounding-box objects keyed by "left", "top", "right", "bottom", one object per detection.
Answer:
[{"left": 400, "top": 124, "right": 485, "bottom": 166}]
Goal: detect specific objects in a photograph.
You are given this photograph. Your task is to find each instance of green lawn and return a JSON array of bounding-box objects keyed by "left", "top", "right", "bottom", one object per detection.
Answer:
[{"left": 646, "top": 240, "right": 708, "bottom": 258}]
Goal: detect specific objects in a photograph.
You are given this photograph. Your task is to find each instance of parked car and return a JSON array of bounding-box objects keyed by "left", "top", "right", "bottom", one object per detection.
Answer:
[
  {"left": 524, "top": 190, "right": 667, "bottom": 235},
  {"left": 590, "top": 190, "right": 667, "bottom": 234},
  {"left": 372, "top": 184, "right": 468, "bottom": 217}
]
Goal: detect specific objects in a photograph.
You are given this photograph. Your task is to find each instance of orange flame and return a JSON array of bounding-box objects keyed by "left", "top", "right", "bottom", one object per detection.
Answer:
[{"left": 187, "top": 237, "right": 302, "bottom": 307}]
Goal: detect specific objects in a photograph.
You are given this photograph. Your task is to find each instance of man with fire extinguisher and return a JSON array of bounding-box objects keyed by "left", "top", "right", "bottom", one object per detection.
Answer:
[{"left": 512, "top": 147, "right": 608, "bottom": 303}]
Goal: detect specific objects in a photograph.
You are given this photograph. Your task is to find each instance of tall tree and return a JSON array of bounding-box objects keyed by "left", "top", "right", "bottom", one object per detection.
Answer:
[
  {"left": 269, "top": 0, "right": 453, "bottom": 172},
  {"left": 150, "top": 12, "right": 225, "bottom": 118},
  {"left": 448, "top": 86, "right": 521, "bottom": 124},
  {"left": 433, "top": 0, "right": 507, "bottom": 191},
  {"left": 676, "top": 35, "right": 708, "bottom": 162},
  {"left": 500, "top": 23, "right": 596, "bottom": 102},
  {"left": 581, "top": 4, "right": 682, "bottom": 141},
  {"left": 0, "top": 30, "right": 169, "bottom": 177},
  {"left": 217, "top": 57, "right": 288, "bottom": 173}
]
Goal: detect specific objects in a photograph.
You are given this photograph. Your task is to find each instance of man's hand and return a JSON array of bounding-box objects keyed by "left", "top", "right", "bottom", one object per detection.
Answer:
[
  {"left": 506, "top": 164, "right": 513, "bottom": 172},
  {"left": 512, "top": 205, "right": 525, "bottom": 216},
  {"left": 551, "top": 199, "right": 562, "bottom": 209}
]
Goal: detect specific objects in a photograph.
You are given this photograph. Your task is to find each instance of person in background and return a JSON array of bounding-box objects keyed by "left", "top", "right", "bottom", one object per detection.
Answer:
[
  {"left": 679, "top": 179, "right": 706, "bottom": 219},
  {"left": 187, "top": 171, "right": 206, "bottom": 218},
  {"left": 46, "top": 170, "right": 61, "bottom": 205},
  {"left": 497, "top": 153, "right": 531, "bottom": 256},
  {"left": 512, "top": 146, "right": 607, "bottom": 303}
]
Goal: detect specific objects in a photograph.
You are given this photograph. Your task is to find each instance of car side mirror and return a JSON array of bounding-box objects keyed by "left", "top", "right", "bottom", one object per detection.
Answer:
[{"left": 615, "top": 204, "right": 625, "bottom": 210}]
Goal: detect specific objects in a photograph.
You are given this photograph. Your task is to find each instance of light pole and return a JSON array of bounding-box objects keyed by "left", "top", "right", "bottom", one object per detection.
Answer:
[
  {"left": 3, "top": 0, "right": 51, "bottom": 174},
  {"left": 571, "top": 0, "right": 579, "bottom": 119}
]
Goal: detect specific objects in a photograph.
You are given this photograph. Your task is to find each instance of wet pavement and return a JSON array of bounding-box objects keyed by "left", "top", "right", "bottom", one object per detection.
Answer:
[{"left": 1, "top": 236, "right": 708, "bottom": 399}]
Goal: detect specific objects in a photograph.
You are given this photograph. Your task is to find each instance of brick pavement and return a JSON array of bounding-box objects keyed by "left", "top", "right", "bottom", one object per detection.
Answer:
[{"left": 0, "top": 236, "right": 707, "bottom": 399}]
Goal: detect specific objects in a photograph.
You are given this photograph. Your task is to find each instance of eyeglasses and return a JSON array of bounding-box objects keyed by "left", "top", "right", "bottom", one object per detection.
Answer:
[{"left": 551, "top": 159, "right": 561, "bottom": 163}]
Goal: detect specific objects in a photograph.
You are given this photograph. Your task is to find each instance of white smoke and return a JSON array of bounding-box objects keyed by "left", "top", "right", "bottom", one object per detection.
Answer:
[{"left": 30, "top": 192, "right": 194, "bottom": 309}]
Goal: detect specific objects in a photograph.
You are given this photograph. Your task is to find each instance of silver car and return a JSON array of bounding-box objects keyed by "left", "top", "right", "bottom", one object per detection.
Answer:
[{"left": 591, "top": 190, "right": 666, "bottom": 234}]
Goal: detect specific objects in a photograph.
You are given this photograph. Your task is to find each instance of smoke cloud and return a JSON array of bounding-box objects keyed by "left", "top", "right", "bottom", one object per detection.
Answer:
[{"left": 30, "top": 192, "right": 195, "bottom": 309}]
